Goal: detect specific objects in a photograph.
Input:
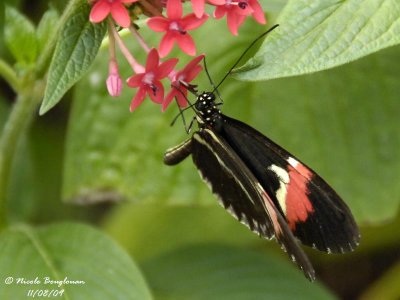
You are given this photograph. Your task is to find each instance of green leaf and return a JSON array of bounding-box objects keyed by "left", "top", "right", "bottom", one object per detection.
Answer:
[
  {"left": 0, "top": 223, "right": 153, "bottom": 300},
  {"left": 39, "top": 1, "right": 106, "bottom": 115},
  {"left": 64, "top": 18, "right": 399, "bottom": 224},
  {"left": 142, "top": 244, "right": 335, "bottom": 300},
  {"left": 36, "top": 8, "right": 59, "bottom": 54},
  {"left": 4, "top": 6, "right": 37, "bottom": 64},
  {"left": 235, "top": 0, "right": 400, "bottom": 80}
]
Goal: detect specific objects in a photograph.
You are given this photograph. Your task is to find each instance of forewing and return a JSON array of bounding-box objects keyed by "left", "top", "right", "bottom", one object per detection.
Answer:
[
  {"left": 192, "top": 129, "right": 315, "bottom": 280},
  {"left": 221, "top": 115, "right": 360, "bottom": 253}
]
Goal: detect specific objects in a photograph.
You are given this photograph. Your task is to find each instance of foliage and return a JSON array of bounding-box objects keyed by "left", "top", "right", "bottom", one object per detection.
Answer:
[
  {"left": 0, "top": 223, "right": 152, "bottom": 299},
  {"left": 236, "top": 0, "right": 400, "bottom": 80},
  {"left": 40, "top": 1, "right": 106, "bottom": 115}
]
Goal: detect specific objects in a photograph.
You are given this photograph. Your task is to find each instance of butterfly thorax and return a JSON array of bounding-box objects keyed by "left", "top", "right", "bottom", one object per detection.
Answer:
[{"left": 195, "top": 92, "right": 223, "bottom": 130}]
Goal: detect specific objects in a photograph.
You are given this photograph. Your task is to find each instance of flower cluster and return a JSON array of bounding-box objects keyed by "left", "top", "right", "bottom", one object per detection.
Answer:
[{"left": 89, "top": 0, "right": 266, "bottom": 111}]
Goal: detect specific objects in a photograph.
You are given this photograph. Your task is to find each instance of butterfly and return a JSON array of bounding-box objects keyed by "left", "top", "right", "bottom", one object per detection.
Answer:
[{"left": 163, "top": 26, "right": 360, "bottom": 280}]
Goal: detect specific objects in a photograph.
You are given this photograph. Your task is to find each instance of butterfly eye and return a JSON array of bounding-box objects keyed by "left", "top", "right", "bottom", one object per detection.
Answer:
[{"left": 195, "top": 99, "right": 206, "bottom": 110}]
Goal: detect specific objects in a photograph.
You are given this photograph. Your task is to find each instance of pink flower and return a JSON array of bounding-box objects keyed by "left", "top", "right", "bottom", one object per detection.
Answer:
[
  {"left": 191, "top": 0, "right": 225, "bottom": 18},
  {"left": 90, "top": 0, "right": 138, "bottom": 28},
  {"left": 106, "top": 59, "right": 122, "bottom": 97},
  {"left": 214, "top": 0, "right": 266, "bottom": 35},
  {"left": 147, "top": 0, "right": 208, "bottom": 57},
  {"left": 162, "top": 54, "right": 204, "bottom": 111},
  {"left": 127, "top": 49, "right": 178, "bottom": 111}
]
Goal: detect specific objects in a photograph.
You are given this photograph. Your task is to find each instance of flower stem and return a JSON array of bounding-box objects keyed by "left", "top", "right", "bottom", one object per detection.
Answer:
[
  {"left": 139, "top": 0, "right": 163, "bottom": 17},
  {"left": 0, "top": 78, "right": 43, "bottom": 231},
  {"left": 0, "top": 59, "right": 20, "bottom": 93},
  {"left": 108, "top": 22, "right": 117, "bottom": 59},
  {"left": 129, "top": 25, "right": 150, "bottom": 53},
  {"left": 109, "top": 19, "right": 144, "bottom": 74}
]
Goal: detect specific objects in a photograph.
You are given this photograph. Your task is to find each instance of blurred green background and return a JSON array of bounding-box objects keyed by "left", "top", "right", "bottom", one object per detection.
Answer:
[{"left": 0, "top": 0, "right": 399, "bottom": 299}]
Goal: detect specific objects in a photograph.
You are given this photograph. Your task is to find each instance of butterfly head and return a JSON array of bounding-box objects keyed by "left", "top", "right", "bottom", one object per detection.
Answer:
[
  {"left": 194, "top": 92, "right": 222, "bottom": 128},
  {"left": 195, "top": 92, "right": 216, "bottom": 111}
]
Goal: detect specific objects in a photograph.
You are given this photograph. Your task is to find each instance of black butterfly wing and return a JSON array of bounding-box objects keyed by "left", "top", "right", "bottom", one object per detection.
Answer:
[
  {"left": 220, "top": 115, "right": 360, "bottom": 253},
  {"left": 191, "top": 128, "right": 316, "bottom": 280}
]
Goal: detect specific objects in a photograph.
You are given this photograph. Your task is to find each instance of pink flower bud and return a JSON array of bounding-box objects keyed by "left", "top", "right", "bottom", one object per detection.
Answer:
[{"left": 106, "top": 60, "right": 122, "bottom": 97}]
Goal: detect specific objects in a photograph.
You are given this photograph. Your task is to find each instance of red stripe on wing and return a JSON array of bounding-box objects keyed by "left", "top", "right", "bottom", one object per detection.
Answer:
[{"left": 286, "top": 163, "right": 314, "bottom": 230}]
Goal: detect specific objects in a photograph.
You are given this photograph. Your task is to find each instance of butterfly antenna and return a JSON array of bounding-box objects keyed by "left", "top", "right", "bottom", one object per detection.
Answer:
[
  {"left": 170, "top": 84, "right": 200, "bottom": 132},
  {"left": 176, "top": 99, "right": 188, "bottom": 129},
  {"left": 170, "top": 101, "right": 196, "bottom": 127},
  {"left": 203, "top": 56, "right": 223, "bottom": 102},
  {"left": 212, "top": 24, "right": 279, "bottom": 93}
]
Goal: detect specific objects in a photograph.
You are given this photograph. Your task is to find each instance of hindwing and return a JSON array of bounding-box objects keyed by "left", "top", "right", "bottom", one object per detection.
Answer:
[{"left": 220, "top": 116, "right": 360, "bottom": 253}]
